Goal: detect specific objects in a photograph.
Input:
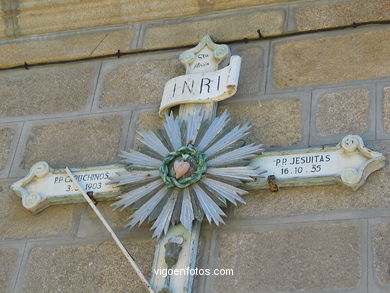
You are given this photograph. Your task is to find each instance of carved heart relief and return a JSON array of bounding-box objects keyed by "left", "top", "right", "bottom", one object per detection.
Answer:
[{"left": 174, "top": 160, "right": 191, "bottom": 179}]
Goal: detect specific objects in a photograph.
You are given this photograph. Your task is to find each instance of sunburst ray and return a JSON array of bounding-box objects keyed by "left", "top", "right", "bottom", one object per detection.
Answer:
[
  {"left": 206, "top": 166, "right": 265, "bottom": 182},
  {"left": 137, "top": 130, "right": 170, "bottom": 157},
  {"left": 109, "top": 170, "right": 160, "bottom": 186},
  {"left": 206, "top": 143, "right": 263, "bottom": 166},
  {"left": 201, "top": 177, "right": 247, "bottom": 205},
  {"left": 180, "top": 188, "right": 194, "bottom": 232},
  {"left": 197, "top": 110, "right": 230, "bottom": 151},
  {"left": 192, "top": 184, "right": 225, "bottom": 225},
  {"left": 204, "top": 123, "right": 251, "bottom": 157},
  {"left": 170, "top": 194, "right": 183, "bottom": 225},
  {"left": 128, "top": 186, "right": 169, "bottom": 228},
  {"left": 112, "top": 179, "right": 164, "bottom": 210},
  {"left": 163, "top": 112, "right": 182, "bottom": 150},
  {"left": 186, "top": 107, "right": 204, "bottom": 145},
  {"left": 151, "top": 189, "right": 179, "bottom": 238},
  {"left": 119, "top": 149, "right": 162, "bottom": 168}
]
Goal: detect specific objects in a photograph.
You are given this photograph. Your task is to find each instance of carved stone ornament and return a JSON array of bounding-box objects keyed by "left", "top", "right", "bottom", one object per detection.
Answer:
[
  {"left": 11, "top": 162, "right": 124, "bottom": 213},
  {"left": 248, "top": 134, "right": 386, "bottom": 191},
  {"left": 159, "top": 35, "right": 241, "bottom": 117},
  {"left": 111, "top": 110, "right": 265, "bottom": 239}
]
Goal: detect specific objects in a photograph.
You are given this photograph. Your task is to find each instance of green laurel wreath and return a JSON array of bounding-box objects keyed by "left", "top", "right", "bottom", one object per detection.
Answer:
[{"left": 159, "top": 146, "right": 207, "bottom": 188}]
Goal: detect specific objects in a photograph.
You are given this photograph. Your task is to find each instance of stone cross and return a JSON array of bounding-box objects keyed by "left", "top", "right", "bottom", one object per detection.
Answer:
[{"left": 11, "top": 35, "right": 386, "bottom": 293}]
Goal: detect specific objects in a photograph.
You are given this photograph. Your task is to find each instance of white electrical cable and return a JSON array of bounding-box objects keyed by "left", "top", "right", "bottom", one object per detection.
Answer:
[{"left": 65, "top": 167, "right": 155, "bottom": 293}]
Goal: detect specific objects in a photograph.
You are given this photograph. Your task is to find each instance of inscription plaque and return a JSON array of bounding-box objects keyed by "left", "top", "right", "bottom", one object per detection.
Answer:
[
  {"left": 247, "top": 135, "right": 386, "bottom": 190},
  {"left": 11, "top": 161, "right": 125, "bottom": 213},
  {"left": 159, "top": 56, "right": 240, "bottom": 117}
]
